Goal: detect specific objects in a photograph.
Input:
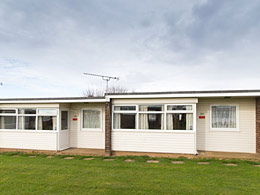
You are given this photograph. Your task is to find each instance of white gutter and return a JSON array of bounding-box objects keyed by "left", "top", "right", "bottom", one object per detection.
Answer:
[
  {"left": 107, "top": 92, "right": 260, "bottom": 99},
  {"left": 0, "top": 99, "right": 108, "bottom": 104}
]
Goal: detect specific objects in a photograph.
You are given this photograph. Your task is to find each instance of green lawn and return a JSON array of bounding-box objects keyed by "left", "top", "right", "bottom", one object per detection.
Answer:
[{"left": 0, "top": 153, "right": 260, "bottom": 195}]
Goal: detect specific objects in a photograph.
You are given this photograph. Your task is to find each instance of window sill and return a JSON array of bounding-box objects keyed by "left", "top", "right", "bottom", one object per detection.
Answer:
[
  {"left": 210, "top": 128, "right": 240, "bottom": 132},
  {"left": 112, "top": 129, "right": 195, "bottom": 133},
  {"left": 80, "top": 129, "right": 103, "bottom": 132}
]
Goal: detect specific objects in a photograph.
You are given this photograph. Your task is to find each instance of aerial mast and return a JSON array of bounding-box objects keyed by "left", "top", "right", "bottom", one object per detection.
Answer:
[{"left": 83, "top": 73, "right": 119, "bottom": 93}]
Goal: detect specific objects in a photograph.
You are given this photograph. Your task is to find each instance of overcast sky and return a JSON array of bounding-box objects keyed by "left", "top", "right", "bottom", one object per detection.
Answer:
[{"left": 0, "top": 0, "right": 260, "bottom": 97}]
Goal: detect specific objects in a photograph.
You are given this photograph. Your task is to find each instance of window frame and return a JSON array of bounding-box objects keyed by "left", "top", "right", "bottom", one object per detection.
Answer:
[
  {"left": 0, "top": 107, "right": 58, "bottom": 132},
  {"left": 112, "top": 104, "right": 196, "bottom": 133},
  {"left": 81, "top": 108, "right": 102, "bottom": 131},
  {"left": 210, "top": 104, "right": 239, "bottom": 132}
]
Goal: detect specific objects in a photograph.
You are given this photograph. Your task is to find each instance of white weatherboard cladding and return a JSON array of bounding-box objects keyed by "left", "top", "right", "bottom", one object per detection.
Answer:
[
  {"left": 196, "top": 98, "right": 256, "bottom": 153},
  {"left": 112, "top": 131, "right": 195, "bottom": 154},
  {"left": 69, "top": 103, "right": 105, "bottom": 149},
  {"left": 0, "top": 131, "right": 57, "bottom": 150}
]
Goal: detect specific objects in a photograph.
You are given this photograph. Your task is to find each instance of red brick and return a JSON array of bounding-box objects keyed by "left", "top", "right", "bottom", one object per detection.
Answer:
[{"left": 105, "top": 102, "right": 112, "bottom": 156}]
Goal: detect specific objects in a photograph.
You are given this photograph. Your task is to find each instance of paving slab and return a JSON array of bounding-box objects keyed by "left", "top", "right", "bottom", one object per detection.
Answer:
[
  {"left": 171, "top": 161, "right": 184, "bottom": 164},
  {"left": 197, "top": 162, "right": 210, "bottom": 165},
  {"left": 46, "top": 156, "right": 53, "bottom": 159},
  {"left": 12, "top": 155, "right": 20, "bottom": 157},
  {"left": 28, "top": 156, "right": 36, "bottom": 158},
  {"left": 253, "top": 165, "right": 260, "bottom": 167},
  {"left": 64, "top": 157, "right": 74, "bottom": 160},
  {"left": 103, "top": 159, "right": 115, "bottom": 161},
  {"left": 147, "top": 160, "right": 159, "bottom": 163},
  {"left": 124, "top": 159, "right": 135, "bottom": 162},
  {"left": 224, "top": 163, "right": 238, "bottom": 166},
  {"left": 83, "top": 158, "right": 94, "bottom": 161}
]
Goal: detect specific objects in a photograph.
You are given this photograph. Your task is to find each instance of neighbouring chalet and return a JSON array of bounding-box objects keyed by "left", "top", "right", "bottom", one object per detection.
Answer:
[{"left": 0, "top": 90, "right": 260, "bottom": 156}]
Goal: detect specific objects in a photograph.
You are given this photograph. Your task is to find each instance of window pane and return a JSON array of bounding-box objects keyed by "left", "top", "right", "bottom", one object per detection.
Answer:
[
  {"left": 113, "top": 113, "right": 136, "bottom": 129},
  {"left": 83, "top": 110, "right": 101, "bottom": 129},
  {"left": 139, "top": 113, "right": 164, "bottom": 130},
  {"left": 167, "top": 105, "right": 192, "bottom": 111},
  {"left": 38, "top": 116, "right": 57, "bottom": 130},
  {"left": 166, "top": 113, "right": 193, "bottom": 130},
  {"left": 61, "top": 111, "right": 69, "bottom": 130},
  {"left": 0, "top": 116, "right": 16, "bottom": 129},
  {"left": 18, "top": 116, "right": 36, "bottom": 130},
  {"left": 114, "top": 106, "right": 136, "bottom": 111},
  {"left": 139, "top": 105, "right": 163, "bottom": 111},
  {"left": 18, "top": 109, "right": 36, "bottom": 114},
  {"left": 0, "top": 109, "right": 16, "bottom": 114},
  {"left": 38, "top": 109, "right": 57, "bottom": 115},
  {"left": 212, "top": 106, "right": 236, "bottom": 128}
]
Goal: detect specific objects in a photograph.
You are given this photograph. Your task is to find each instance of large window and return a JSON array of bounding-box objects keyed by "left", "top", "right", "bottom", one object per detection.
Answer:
[
  {"left": 113, "top": 104, "right": 195, "bottom": 131},
  {"left": 211, "top": 105, "right": 238, "bottom": 130},
  {"left": 82, "top": 109, "right": 101, "bottom": 130},
  {"left": 0, "top": 108, "right": 58, "bottom": 131}
]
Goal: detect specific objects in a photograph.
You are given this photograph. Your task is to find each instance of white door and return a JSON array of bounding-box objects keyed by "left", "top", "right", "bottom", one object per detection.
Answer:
[{"left": 59, "top": 110, "right": 70, "bottom": 150}]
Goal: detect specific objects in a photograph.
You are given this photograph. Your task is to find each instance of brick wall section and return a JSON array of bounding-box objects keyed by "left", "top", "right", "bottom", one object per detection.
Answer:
[
  {"left": 256, "top": 98, "right": 260, "bottom": 154},
  {"left": 105, "top": 102, "right": 112, "bottom": 156}
]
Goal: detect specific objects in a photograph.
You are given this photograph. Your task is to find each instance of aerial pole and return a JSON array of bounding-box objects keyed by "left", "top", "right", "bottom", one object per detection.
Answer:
[{"left": 83, "top": 73, "right": 119, "bottom": 93}]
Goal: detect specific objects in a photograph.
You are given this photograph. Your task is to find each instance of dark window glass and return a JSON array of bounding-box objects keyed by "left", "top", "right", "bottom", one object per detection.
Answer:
[
  {"left": 0, "top": 116, "right": 16, "bottom": 129},
  {"left": 139, "top": 105, "right": 163, "bottom": 111},
  {"left": 139, "top": 114, "right": 163, "bottom": 129},
  {"left": 167, "top": 105, "right": 192, "bottom": 111},
  {"left": 166, "top": 113, "right": 193, "bottom": 130},
  {"left": 0, "top": 109, "right": 16, "bottom": 114},
  {"left": 38, "top": 116, "right": 57, "bottom": 130},
  {"left": 114, "top": 106, "right": 136, "bottom": 111},
  {"left": 18, "top": 116, "right": 36, "bottom": 130},
  {"left": 113, "top": 113, "right": 136, "bottom": 129},
  {"left": 61, "top": 111, "right": 69, "bottom": 130},
  {"left": 18, "top": 109, "right": 36, "bottom": 114}
]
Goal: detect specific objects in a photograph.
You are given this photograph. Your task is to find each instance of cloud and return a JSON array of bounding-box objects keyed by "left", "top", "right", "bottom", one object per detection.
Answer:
[{"left": 0, "top": 0, "right": 260, "bottom": 97}]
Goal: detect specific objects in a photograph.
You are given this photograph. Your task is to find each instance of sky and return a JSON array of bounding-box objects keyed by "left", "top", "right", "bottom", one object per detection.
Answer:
[{"left": 0, "top": 0, "right": 260, "bottom": 98}]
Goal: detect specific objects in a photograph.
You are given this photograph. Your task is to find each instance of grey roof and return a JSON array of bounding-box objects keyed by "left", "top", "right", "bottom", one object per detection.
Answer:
[
  {"left": 0, "top": 96, "right": 105, "bottom": 101},
  {"left": 0, "top": 89, "right": 259, "bottom": 101},
  {"left": 106, "top": 89, "right": 260, "bottom": 95}
]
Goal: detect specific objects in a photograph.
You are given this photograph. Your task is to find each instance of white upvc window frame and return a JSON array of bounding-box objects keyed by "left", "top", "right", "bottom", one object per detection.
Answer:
[
  {"left": 138, "top": 104, "right": 164, "bottom": 130},
  {"left": 165, "top": 104, "right": 195, "bottom": 132},
  {"left": 0, "top": 108, "right": 18, "bottom": 130},
  {"left": 81, "top": 108, "right": 102, "bottom": 131},
  {"left": 0, "top": 107, "right": 59, "bottom": 132},
  {"left": 17, "top": 108, "right": 37, "bottom": 130},
  {"left": 113, "top": 105, "right": 138, "bottom": 130},
  {"left": 210, "top": 104, "right": 239, "bottom": 132},
  {"left": 112, "top": 104, "right": 196, "bottom": 133}
]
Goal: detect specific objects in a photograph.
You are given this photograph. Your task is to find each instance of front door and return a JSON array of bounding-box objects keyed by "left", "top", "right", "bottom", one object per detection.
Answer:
[{"left": 59, "top": 110, "right": 70, "bottom": 150}]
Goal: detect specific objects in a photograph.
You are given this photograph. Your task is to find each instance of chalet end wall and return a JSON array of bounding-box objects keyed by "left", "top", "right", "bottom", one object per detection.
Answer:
[{"left": 256, "top": 98, "right": 260, "bottom": 154}]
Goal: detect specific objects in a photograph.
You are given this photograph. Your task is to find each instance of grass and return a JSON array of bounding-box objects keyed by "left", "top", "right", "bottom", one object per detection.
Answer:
[{"left": 0, "top": 153, "right": 260, "bottom": 194}]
